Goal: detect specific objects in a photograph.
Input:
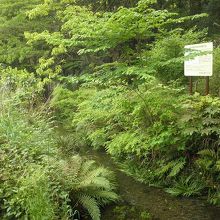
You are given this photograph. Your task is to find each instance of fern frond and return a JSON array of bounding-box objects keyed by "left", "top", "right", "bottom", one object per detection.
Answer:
[
  {"left": 166, "top": 175, "right": 204, "bottom": 197},
  {"left": 156, "top": 161, "right": 175, "bottom": 176},
  {"left": 90, "top": 190, "right": 119, "bottom": 203},
  {"left": 80, "top": 167, "right": 112, "bottom": 181},
  {"left": 56, "top": 155, "right": 118, "bottom": 219},
  {"left": 78, "top": 195, "right": 100, "bottom": 220},
  {"left": 169, "top": 159, "right": 186, "bottom": 177},
  {"left": 196, "top": 157, "right": 213, "bottom": 170},
  {"left": 197, "top": 149, "right": 216, "bottom": 159},
  {"left": 79, "top": 160, "right": 97, "bottom": 176},
  {"left": 76, "top": 177, "right": 111, "bottom": 190}
]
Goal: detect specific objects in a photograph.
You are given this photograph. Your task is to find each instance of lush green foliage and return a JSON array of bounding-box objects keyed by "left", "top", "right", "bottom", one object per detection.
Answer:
[
  {"left": 51, "top": 81, "right": 220, "bottom": 204},
  {"left": 23, "top": 0, "right": 209, "bottom": 85},
  {"left": 0, "top": 0, "right": 55, "bottom": 70},
  {"left": 0, "top": 73, "right": 118, "bottom": 219},
  {"left": 1, "top": 0, "right": 220, "bottom": 218}
]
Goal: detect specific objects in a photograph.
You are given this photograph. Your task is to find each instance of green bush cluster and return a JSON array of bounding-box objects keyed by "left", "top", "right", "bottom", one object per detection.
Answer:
[
  {"left": 0, "top": 78, "right": 118, "bottom": 220},
  {"left": 1, "top": 0, "right": 220, "bottom": 217},
  {"left": 51, "top": 82, "right": 220, "bottom": 204}
]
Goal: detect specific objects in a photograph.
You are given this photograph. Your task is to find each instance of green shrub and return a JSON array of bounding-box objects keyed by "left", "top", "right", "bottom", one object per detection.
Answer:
[
  {"left": 0, "top": 82, "right": 118, "bottom": 220},
  {"left": 54, "top": 80, "right": 220, "bottom": 204},
  {"left": 143, "top": 28, "right": 206, "bottom": 82},
  {"left": 49, "top": 155, "right": 118, "bottom": 220},
  {"left": 18, "top": 166, "right": 57, "bottom": 220}
]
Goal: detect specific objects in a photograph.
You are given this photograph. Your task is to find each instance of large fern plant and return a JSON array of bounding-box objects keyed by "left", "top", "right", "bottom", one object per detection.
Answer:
[{"left": 50, "top": 155, "right": 119, "bottom": 220}]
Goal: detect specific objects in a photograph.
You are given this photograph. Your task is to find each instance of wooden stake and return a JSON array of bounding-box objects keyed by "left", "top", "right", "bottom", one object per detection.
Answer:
[
  {"left": 205, "top": 76, "right": 209, "bottom": 96},
  {"left": 189, "top": 76, "right": 193, "bottom": 95}
]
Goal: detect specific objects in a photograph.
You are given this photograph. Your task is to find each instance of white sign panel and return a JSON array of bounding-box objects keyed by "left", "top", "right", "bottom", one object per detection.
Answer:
[{"left": 184, "top": 42, "right": 213, "bottom": 76}]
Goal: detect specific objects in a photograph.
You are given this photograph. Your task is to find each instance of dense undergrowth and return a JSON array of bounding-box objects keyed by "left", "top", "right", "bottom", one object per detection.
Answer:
[
  {"left": 1, "top": 0, "right": 220, "bottom": 218},
  {"left": 0, "top": 72, "right": 118, "bottom": 219},
  {"left": 50, "top": 80, "right": 220, "bottom": 205}
]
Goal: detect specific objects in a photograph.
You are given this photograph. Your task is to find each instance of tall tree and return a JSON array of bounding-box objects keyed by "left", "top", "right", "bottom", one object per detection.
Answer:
[{"left": 0, "top": 0, "right": 55, "bottom": 70}]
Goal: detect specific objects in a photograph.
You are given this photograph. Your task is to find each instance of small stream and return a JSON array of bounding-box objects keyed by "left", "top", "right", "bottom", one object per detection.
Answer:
[{"left": 83, "top": 149, "right": 220, "bottom": 220}]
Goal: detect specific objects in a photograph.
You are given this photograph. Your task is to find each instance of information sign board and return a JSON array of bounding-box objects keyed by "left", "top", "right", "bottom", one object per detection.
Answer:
[{"left": 184, "top": 42, "right": 213, "bottom": 76}]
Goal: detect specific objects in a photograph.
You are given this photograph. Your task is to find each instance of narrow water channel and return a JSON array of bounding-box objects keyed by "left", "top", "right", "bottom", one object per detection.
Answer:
[{"left": 83, "top": 149, "right": 220, "bottom": 220}]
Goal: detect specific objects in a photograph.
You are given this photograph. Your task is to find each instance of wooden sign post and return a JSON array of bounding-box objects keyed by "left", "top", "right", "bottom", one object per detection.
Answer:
[
  {"left": 189, "top": 76, "right": 193, "bottom": 95},
  {"left": 205, "top": 76, "right": 210, "bottom": 95},
  {"left": 184, "top": 42, "right": 213, "bottom": 95}
]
